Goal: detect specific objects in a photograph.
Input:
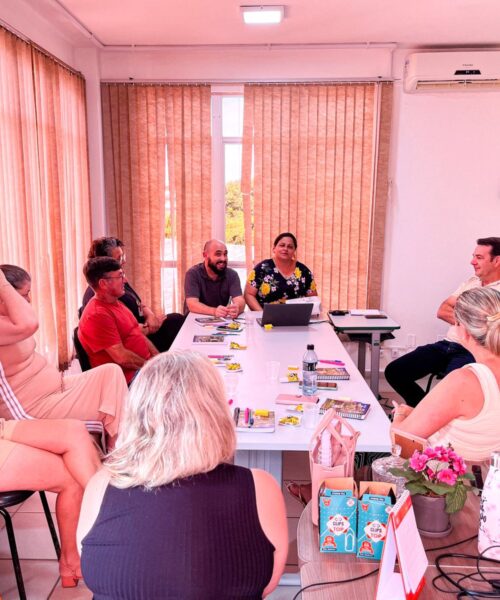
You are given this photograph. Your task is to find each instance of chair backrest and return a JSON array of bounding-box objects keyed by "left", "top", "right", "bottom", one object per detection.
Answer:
[{"left": 73, "top": 327, "right": 92, "bottom": 372}]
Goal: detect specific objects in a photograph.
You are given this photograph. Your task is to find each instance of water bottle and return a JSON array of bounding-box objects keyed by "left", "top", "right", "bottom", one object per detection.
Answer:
[
  {"left": 478, "top": 452, "right": 500, "bottom": 560},
  {"left": 302, "top": 344, "right": 318, "bottom": 395}
]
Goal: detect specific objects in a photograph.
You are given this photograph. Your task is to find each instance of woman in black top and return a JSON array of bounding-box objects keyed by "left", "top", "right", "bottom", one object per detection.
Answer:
[
  {"left": 245, "top": 232, "right": 318, "bottom": 309},
  {"left": 78, "top": 350, "right": 288, "bottom": 599},
  {"left": 81, "top": 237, "right": 184, "bottom": 352}
]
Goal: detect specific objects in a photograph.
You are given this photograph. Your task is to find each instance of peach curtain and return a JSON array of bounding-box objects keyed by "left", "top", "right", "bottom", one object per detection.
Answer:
[
  {"left": 101, "top": 84, "right": 211, "bottom": 313},
  {"left": 0, "top": 26, "right": 91, "bottom": 368},
  {"left": 242, "top": 83, "right": 393, "bottom": 309}
]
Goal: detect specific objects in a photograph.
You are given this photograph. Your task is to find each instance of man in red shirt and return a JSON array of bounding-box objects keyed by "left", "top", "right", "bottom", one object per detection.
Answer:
[{"left": 78, "top": 257, "right": 158, "bottom": 384}]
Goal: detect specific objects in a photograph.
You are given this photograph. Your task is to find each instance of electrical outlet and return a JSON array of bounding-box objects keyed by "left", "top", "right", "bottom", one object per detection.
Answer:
[{"left": 391, "top": 347, "right": 399, "bottom": 359}]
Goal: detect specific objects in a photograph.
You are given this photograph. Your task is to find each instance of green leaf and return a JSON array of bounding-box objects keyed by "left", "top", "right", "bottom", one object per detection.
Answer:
[
  {"left": 405, "top": 482, "right": 429, "bottom": 495},
  {"left": 425, "top": 482, "right": 453, "bottom": 496},
  {"left": 461, "top": 473, "right": 475, "bottom": 481},
  {"left": 388, "top": 468, "right": 410, "bottom": 478},
  {"left": 445, "top": 485, "right": 467, "bottom": 513}
]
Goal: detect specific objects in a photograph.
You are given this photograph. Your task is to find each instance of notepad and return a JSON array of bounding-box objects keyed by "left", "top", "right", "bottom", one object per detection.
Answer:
[
  {"left": 320, "top": 398, "right": 371, "bottom": 419},
  {"left": 235, "top": 409, "right": 275, "bottom": 433}
]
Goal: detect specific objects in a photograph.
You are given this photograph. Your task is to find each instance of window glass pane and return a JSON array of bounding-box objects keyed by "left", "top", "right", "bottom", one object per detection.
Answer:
[
  {"left": 222, "top": 96, "right": 244, "bottom": 138},
  {"left": 225, "top": 143, "right": 244, "bottom": 258},
  {"left": 161, "top": 267, "right": 177, "bottom": 313}
]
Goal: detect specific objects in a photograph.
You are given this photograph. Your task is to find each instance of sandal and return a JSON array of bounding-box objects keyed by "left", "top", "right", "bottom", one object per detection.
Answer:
[{"left": 285, "top": 482, "right": 312, "bottom": 507}]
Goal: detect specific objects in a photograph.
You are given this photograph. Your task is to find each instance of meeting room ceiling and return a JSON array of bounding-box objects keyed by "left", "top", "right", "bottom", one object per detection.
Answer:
[{"left": 33, "top": 0, "right": 500, "bottom": 48}]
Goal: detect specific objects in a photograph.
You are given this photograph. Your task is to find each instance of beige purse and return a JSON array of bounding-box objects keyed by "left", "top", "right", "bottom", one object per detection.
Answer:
[{"left": 309, "top": 409, "right": 360, "bottom": 525}]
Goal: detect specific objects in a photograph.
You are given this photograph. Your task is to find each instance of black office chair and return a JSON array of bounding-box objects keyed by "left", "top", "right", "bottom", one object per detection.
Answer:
[
  {"left": 73, "top": 326, "right": 91, "bottom": 372},
  {"left": 425, "top": 371, "right": 445, "bottom": 395},
  {"left": 0, "top": 490, "right": 60, "bottom": 600}
]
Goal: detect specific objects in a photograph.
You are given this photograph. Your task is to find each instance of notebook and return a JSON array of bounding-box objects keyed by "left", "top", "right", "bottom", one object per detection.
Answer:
[
  {"left": 192, "top": 334, "right": 226, "bottom": 344},
  {"left": 195, "top": 317, "right": 227, "bottom": 324},
  {"left": 320, "top": 398, "right": 371, "bottom": 419},
  {"left": 256, "top": 302, "right": 313, "bottom": 327},
  {"left": 234, "top": 408, "right": 275, "bottom": 433},
  {"left": 316, "top": 367, "right": 350, "bottom": 380}
]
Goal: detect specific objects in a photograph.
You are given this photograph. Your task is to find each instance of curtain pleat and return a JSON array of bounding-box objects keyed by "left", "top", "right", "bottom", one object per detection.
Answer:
[
  {"left": 242, "top": 82, "right": 392, "bottom": 310},
  {"left": 102, "top": 83, "right": 211, "bottom": 313},
  {"left": 0, "top": 27, "right": 91, "bottom": 368}
]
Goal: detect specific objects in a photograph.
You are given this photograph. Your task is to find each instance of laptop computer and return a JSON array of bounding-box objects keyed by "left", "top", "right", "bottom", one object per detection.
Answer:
[{"left": 257, "top": 302, "right": 314, "bottom": 327}]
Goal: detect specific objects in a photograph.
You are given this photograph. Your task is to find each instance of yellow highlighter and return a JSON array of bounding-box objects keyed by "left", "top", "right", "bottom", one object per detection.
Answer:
[{"left": 254, "top": 409, "right": 270, "bottom": 417}]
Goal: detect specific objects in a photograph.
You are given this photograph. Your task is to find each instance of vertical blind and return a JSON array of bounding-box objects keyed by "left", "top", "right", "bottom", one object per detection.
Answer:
[
  {"left": 0, "top": 26, "right": 91, "bottom": 367},
  {"left": 242, "top": 83, "right": 393, "bottom": 309}
]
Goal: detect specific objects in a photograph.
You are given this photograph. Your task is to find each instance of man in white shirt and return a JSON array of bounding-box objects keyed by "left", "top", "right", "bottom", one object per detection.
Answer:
[{"left": 385, "top": 237, "right": 500, "bottom": 407}]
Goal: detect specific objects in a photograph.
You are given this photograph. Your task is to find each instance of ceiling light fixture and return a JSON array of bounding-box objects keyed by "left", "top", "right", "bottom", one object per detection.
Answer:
[{"left": 241, "top": 5, "right": 285, "bottom": 25}]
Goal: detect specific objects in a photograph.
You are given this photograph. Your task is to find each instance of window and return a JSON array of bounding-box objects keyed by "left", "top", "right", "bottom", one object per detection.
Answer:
[{"left": 212, "top": 89, "right": 247, "bottom": 292}]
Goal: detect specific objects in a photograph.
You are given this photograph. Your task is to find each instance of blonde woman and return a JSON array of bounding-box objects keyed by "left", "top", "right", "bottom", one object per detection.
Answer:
[
  {"left": 392, "top": 287, "right": 500, "bottom": 462},
  {"left": 78, "top": 350, "right": 288, "bottom": 600}
]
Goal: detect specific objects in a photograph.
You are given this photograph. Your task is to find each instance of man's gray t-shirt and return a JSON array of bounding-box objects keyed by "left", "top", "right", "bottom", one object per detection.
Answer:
[{"left": 184, "top": 263, "right": 242, "bottom": 313}]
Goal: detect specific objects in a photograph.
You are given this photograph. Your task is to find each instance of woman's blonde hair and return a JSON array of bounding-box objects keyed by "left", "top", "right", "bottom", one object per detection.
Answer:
[
  {"left": 455, "top": 287, "right": 500, "bottom": 356},
  {"left": 105, "top": 350, "right": 236, "bottom": 489}
]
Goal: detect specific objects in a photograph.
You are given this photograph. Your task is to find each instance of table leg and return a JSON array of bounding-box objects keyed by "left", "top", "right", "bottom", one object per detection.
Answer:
[
  {"left": 357, "top": 341, "right": 366, "bottom": 376},
  {"left": 234, "top": 450, "right": 283, "bottom": 485},
  {"left": 370, "top": 332, "right": 381, "bottom": 397}
]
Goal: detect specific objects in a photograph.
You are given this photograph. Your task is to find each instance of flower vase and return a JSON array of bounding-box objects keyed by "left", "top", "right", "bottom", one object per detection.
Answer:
[{"left": 411, "top": 493, "right": 453, "bottom": 538}]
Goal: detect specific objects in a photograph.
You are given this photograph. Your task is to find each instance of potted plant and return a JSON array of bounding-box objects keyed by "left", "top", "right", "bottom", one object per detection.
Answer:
[{"left": 390, "top": 444, "right": 475, "bottom": 537}]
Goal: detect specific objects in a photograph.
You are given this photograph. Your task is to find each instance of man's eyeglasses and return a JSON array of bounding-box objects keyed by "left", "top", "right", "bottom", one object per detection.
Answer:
[{"left": 102, "top": 273, "right": 126, "bottom": 281}]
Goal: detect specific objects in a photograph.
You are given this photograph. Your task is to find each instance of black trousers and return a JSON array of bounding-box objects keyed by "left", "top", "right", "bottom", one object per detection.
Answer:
[
  {"left": 384, "top": 340, "right": 474, "bottom": 407},
  {"left": 147, "top": 313, "right": 185, "bottom": 353}
]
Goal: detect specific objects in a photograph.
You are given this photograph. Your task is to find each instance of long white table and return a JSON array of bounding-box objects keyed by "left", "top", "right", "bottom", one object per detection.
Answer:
[{"left": 172, "top": 312, "right": 391, "bottom": 484}]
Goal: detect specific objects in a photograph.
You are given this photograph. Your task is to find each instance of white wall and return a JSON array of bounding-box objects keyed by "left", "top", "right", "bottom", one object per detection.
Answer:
[
  {"left": 2, "top": 2, "right": 500, "bottom": 365},
  {"left": 382, "top": 50, "right": 500, "bottom": 362}
]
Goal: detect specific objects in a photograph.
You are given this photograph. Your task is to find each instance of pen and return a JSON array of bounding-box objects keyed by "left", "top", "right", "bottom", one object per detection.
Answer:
[
  {"left": 244, "top": 407, "right": 250, "bottom": 424},
  {"left": 233, "top": 407, "right": 240, "bottom": 426},
  {"left": 319, "top": 359, "right": 345, "bottom": 366},
  {"left": 227, "top": 296, "right": 233, "bottom": 307},
  {"left": 249, "top": 409, "right": 254, "bottom": 427}
]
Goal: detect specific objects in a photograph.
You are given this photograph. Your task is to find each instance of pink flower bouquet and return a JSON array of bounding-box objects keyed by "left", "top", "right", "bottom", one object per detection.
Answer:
[{"left": 389, "top": 444, "right": 475, "bottom": 513}]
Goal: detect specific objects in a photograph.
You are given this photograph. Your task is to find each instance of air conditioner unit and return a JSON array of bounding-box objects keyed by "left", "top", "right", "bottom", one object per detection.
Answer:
[{"left": 404, "top": 51, "right": 500, "bottom": 93}]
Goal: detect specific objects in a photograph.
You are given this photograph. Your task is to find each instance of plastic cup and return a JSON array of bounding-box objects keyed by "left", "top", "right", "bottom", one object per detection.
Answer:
[
  {"left": 302, "top": 403, "right": 319, "bottom": 429},
  {"left": 224, "top": 373, "right": 239, "bottom": 402},
  {"left": 266, "top": 361, "right": 280, "bottom": 383}
]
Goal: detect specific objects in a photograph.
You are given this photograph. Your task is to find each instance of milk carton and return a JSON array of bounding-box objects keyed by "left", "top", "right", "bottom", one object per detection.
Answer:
[
  {"left": 319, "top": 478, "right": 357, "bottom": 554},
  {"left": 356, "top": 482, "right": 395, "bottom": 560}
]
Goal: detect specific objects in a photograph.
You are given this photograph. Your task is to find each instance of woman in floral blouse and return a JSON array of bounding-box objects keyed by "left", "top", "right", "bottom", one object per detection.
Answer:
[{"left": 245, "top": 233, "right": 318, "bottom": 310}]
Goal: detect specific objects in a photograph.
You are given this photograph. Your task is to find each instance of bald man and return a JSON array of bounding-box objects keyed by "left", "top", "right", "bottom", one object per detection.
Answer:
[{"left": 184, "top": 240, "right": 245, "bottom": 318}]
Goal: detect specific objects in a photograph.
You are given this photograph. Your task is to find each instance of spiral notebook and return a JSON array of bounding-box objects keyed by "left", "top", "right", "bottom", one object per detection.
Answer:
[
  {"left": 316, "top": 367, "right": 350, "bottom": 380},
  {"left": 320, "top": 398, "right": 370, "bottom": 419}
]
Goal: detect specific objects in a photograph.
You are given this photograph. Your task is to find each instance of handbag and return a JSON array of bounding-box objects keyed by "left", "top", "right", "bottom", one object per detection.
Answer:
[{"left": 309, "top": 408, "right": 360, "bottom": 525}]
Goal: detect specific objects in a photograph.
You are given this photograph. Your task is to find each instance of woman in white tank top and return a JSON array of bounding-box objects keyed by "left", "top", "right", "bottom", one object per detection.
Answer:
[{"left": 392, "top": 287, "right": 500, "bottom": 463}]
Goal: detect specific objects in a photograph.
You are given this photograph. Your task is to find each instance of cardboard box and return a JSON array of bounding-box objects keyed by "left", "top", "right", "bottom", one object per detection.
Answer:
[
  {"left": 356, "top": 482, "right": 396, "bottom": 560},
  {"left": 319, "top": 478, "right": 357, "bottom": 554}
]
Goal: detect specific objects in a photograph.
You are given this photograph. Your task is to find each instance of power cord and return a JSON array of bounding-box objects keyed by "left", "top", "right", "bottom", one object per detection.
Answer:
[
  {"left": 433, "top": 545, "right": 500, "bottom": 598},
  {"left": 290, "top": 534, "right": 483, "bottom": 600}
]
